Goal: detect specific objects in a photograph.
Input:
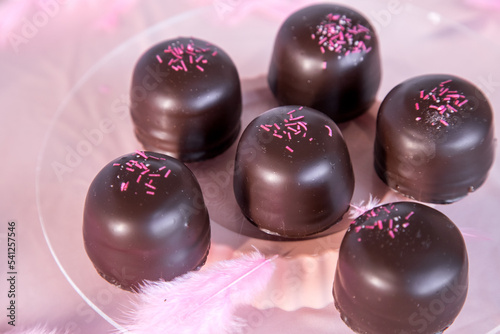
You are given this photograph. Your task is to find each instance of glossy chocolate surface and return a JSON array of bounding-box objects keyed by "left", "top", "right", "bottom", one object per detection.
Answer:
[
  {"left": 233, "top": 105, "right": 354, "bottom": 238},
  {"left": 130, "top": 37, "right": 242, "bottom": 162},
  {"left": 333, "top": 202, "right": 468, "bottom": 334},
  {"left": 83, "top": 151, "right": 210, "bottom": 291},
  {"left": 374, "top": 74, "right": 495, "bottom": 203},
  {"left": 268, "top": 4, "right": 381, "bottom": 122}
]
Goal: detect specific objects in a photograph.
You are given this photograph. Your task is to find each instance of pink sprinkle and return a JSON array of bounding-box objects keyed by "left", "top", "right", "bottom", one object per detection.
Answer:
[
  {"left": 309, "top": 138, "right": 313, "bottom": 141},
  {"left": 439, "top": 88, "right": 449, "bottom": 96},
  {"left": 136, "top": 150, "right": 148, "bottom": 159},
  {"left": 322, "top": 61, "right": 327, "bottom": 70},
  {"left": 212, "top": 50, "right": 217, "bottom": 56},
  {"left": 158, "top": 166, "right": 166, "bottom": 171},
  {"left": 113, "top": 163, "right": 121, "bottom": 166},
  {"left": 355, "top": 226, "right": 362, "bottom": 233},
  {"left": 457, "top": 99, "right": 468, "bottom": 107},
  {"left": 416, "top": 117, "right": 421, "bottom": 121},
  {"left": 325, "top": 125, "right": 333, "bottom": 137},
  {"left": 146, "top": 191, "right": 155, "bottom": 195},
  {"left": 289, "top": 115, "right": 304, "bottom": 121},
  {"left": 382, "top": 207, "right": 391, "bottom": 213},
  {"left": 405, "top": 211, "right": 414, "bottom": 220},
  {"left": 274, "top": 123, "right": 281, "bottom": 130},
  {"left": 164, "top": 169, "right": 171, "bottom": 178},
  {"left": 136, "top": 175, "right": 142, "bottom": 183},
  {"left": 148, "top": 174, "right": 160, "bottom": 177},
  {"left": 357, "top": 238, "right": 362, "bottom": 242},
  {"left": 320, "top": 46, "right": 325, "bottom": 54},
  {"left": 377, "top": 221, "right": 383, "bottom": 230},
  {"left": 287, "top": 132, "right": 292, "bottom": 140},
  {"left": 156, "top": 55, "right": 163, "bottom": 63},
  {"left": 285, "top": 146, "right": 294, "bottom": 153},
  {"left": 273, "top": 133, "right": 283, "bottom": 138},
  {"left": 389, "top": 219, "right": 393, "bottom": 229},
  {"left": 189, "top": 55, "right": 193, "bottom": 64},
  {"left": 366, "top": 225, "right": 375, "bottom": 230},
  {"left": 388, "top": 230, "right": 395, "bottom": 239},
  {"left": 260, "top": 125, "right": 271, "bottom": 132},
  {"left": 440, "top": 119, "right": 449, "bottom": 126},
  {"left": 420, "top": 90, "right": 424, "bottom": 98},
  {"left": 415, "top": 103, "right": 419, "bottom": 110},
  {"left": 358, "top": 24, "right": 369, "bottom": 33},
  {"left": 126, "top": 167, "right": 135, "bottom": 172},
  {"left": 145, "top": 183, "right": 156, "bottom": 190},
  {"left": 440, "top": 79, "right": 452, "bottom": 86},
  {"left": 287, "top": 109, "right": 296, "bottom": 114},
  {"left": 196, "top": 65, "right": 204, "bottom": 72},
  {"left": 181, "top": 60, "right": 188, "bottom": 72},
  {"left": 311, "top": 34, "right": 316, "bottom": 39},
  {"left": 402, "top": 222, "right": 410, "bottom": 228},
  {"left": 298, "top": 106, "right": 303, "bottom": 110},
  {"left": 120, "top": 181, "right": 129, "bottom": 192}
]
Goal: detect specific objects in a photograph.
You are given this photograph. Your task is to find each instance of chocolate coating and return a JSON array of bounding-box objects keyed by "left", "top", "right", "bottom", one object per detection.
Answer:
[
  {"left": 83, "top": 151, "right": 210, "bottom": 291},
  {"left": 233, "top": 105, "right": 354, "bottom": 238},
  {"left": 130, "top": 37, "right": 242, "bottom": 162},
  {"left": 374, "top": 74, "right": 495, "bottom": 203},
  {"left": 333, "top": 202, "right": 468, "bottom": 334},
  {"left": 268, "top": 4, "right": 381, "bottom": 122}
]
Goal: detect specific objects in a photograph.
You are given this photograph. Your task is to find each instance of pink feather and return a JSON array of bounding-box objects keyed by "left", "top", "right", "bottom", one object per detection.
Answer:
[
  {"left": 348, "top": 194, "right": 380, "bottom": 220},
  {"left": 119, "top": 252, "right": 276, "bottom": 334}
]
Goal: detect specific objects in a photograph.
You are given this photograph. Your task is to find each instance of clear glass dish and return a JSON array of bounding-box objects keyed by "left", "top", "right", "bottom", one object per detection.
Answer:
[{"left": 35, "top": 1, "right": 500, "bottom": 332}]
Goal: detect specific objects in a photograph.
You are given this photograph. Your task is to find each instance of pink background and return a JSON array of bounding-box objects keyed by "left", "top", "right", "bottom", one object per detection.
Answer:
[{"left": 1, "top": 0, "right": 499, "bottom": 333}]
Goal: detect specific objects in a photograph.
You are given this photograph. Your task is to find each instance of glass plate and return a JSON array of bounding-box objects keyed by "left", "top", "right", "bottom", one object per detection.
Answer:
[{"left": 35, "top": 1, "right": 500, "bottom": 332}]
